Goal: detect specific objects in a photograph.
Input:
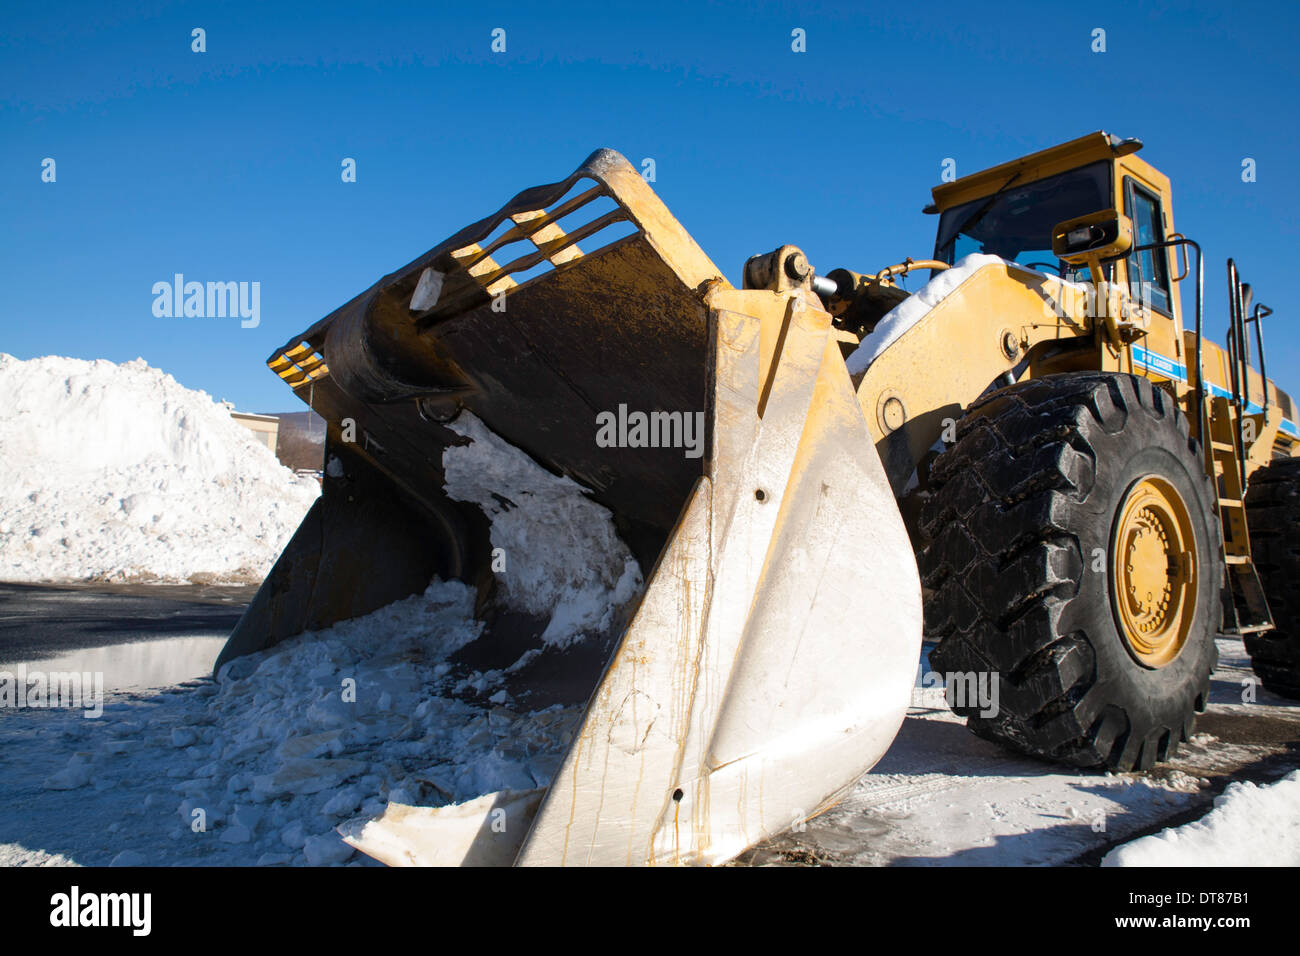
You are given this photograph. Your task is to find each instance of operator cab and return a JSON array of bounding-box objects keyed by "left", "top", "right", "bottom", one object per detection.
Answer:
[{"left": 927, "top": 132, "right": 1168, "bottom": 308}]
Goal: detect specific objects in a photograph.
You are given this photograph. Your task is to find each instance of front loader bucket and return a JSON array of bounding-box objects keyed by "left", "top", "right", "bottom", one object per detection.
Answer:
[{"left": 219, "top": 150, "right": 921, "bottom": 865}]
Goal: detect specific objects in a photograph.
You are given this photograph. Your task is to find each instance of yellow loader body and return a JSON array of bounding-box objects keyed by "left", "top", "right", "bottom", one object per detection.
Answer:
[{"left": 222, "top": 131, "right": 1300, "bottom": 861}]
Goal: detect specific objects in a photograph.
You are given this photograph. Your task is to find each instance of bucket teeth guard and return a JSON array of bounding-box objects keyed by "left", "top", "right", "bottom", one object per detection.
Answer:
[{"left": 221, "top": 149, "right": 921, "bottom": 865}]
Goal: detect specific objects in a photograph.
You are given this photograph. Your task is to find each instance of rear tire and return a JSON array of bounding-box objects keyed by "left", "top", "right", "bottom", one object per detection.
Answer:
[
  {"left": 919, "top": 373, "right": 1221, "bottom": 771},
  {"left": 1243, "top": 456, "right": 1300, "bottom": 699}
]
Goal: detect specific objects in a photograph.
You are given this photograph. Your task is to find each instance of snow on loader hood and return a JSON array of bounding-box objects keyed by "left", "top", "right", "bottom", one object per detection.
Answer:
[
  {"left": 845, "top": 255, "right": 1088, "bottom": 375},
  {"left": 0, "top": 353, "right": 319, "bottom": 583}
]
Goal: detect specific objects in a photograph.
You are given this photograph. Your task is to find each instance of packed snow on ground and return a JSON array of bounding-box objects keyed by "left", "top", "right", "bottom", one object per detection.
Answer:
[
  {"left": 0, "top": 410, "right": 644, "bottom": 866},
  {"left": 740, "top": 639, "right": 1300, "bottom": 866},
  {"left": 0, "top": 354, "right": 319, "bottom": 583},
  {"left": 845, "top": 255, "right": 1086, "bottom": 375},
  {"left": 1102, "top": 770, "right": 1300, "bottom": 867}
]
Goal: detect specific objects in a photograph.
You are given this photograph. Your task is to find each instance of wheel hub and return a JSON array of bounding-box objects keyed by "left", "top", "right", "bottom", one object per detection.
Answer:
[{"left": 1111, "top": 476, "right": 1198, "bottom": 668}]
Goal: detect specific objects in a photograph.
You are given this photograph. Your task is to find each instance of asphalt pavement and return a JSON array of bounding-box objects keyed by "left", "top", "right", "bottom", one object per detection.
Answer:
[{"left": 0, "top": 582, "right": 255, "bottom": 667}]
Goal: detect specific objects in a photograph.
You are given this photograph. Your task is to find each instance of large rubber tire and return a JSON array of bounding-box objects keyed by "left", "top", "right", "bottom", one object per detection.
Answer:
[
  {"left": 919, "top": 373, "right": 1221, "bottom": 771},
  {"left": 1243, "top": 456, "right": 1300, "bottom": 698}
]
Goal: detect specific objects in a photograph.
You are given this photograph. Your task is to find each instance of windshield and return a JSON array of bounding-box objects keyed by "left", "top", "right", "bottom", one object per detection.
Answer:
[{"left": 935, "top": 161, "right": 1111, "bottom": 277}]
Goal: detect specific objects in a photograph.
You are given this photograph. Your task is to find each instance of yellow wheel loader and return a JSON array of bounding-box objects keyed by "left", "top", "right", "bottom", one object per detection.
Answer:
[{"left": 218, "top": 131, "right": 1300, "bottom": 865}]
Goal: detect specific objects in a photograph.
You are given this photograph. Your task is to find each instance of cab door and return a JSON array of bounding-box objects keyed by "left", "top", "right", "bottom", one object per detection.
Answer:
[{"left": 1119, "top": 171, "right": 1188, "bottom": 384}]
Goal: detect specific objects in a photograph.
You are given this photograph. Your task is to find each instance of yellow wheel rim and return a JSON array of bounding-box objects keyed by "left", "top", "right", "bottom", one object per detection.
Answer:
[{"left": 1111, "top": 476, "right": 1198, "bottom": 669}]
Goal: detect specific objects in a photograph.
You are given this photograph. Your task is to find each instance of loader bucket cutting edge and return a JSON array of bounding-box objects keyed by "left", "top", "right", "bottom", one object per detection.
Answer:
[{"left": 218, "top": 149, "right": 922, "bottom": 866}]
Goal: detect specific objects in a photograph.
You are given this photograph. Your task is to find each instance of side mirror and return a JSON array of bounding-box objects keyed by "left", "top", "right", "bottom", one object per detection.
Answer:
[{"left": 1051, "top": 209, "right": 1133, "bottom": 264}]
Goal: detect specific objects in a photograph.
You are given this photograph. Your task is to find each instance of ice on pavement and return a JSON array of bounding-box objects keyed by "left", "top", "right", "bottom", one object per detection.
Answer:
[
  {"left": 1102, "top": 770, "right": 1300, "bottom": 867},
  {"left": 4, "top": 579, "right": 588, "bottom": 867},
  {"left": 0, "top": 354, "right": 318, "bottom": 583},
  {"left": 3, "top": 630, "right": 1295, "bottom": 866},
  {"left": 0, "top": 408, "right": 643, "bottom": 866}
]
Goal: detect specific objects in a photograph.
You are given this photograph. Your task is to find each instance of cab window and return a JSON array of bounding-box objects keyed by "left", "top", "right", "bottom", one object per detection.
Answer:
[
  {"left": 934, "top": 161, "right": 1111, "bottom": 273},
  {"left": 1124, "top": 179, "right": 1172, "bottom": 315}
]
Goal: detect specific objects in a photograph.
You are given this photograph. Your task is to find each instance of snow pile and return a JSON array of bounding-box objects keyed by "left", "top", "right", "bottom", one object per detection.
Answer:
[
  {"left": 444, "top": 412, "right": 643, "bottom": 648},
  {"left": 18, "top": 581, "right": 584, "bottom": 865},
  {"left": 0, "top": 354, "right": 319, "bottom": 583},
  {"left": 1102, "top": 771, "right": 1300, "bottom": 867},
  {"left": 13, "top": 409, "right": 646, "bottom": 865},
  {"left": 23, "top": 576, "right": 626, "bottom": 866},
  {"left": 845, "top": 255, "right": 1086, "bottom": 375}
]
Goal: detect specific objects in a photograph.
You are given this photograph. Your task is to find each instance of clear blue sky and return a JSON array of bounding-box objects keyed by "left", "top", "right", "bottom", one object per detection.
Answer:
[{"left": 3, "top": 0, "right": 1297, "bottom": 412}]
